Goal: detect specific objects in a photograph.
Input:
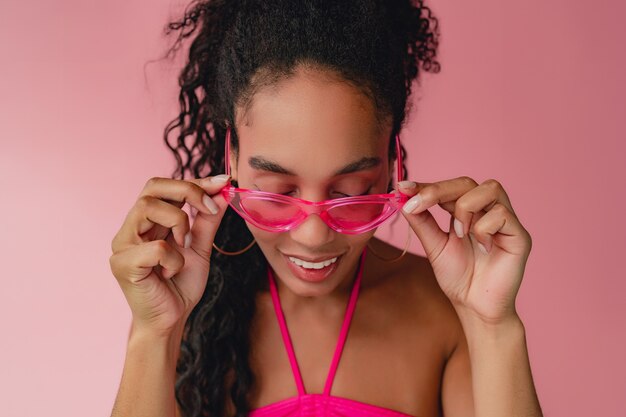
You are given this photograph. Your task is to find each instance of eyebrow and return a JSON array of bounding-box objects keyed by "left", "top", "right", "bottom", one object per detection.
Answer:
[{"left": 248, "top": 156, "right": 382, "bottom": 176}]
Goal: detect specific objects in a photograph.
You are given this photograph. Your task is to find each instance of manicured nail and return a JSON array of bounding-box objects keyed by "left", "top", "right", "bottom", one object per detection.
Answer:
[
  {"left": 203, "top": 194, "right": 219, "bottom": 214},
  {"left": 211, "top": 174, "right": 230, "bottom": 183},
  {"left": 397, "top": 181, "right": 417, "bottom": 189},
  {"left": 453, "top": 218, "right": 464, "bottom": 238},
  {"left": 184, "top": 231, "right": 192, "bottom": 249},
  {"left": 402, "top": 194, "right": 422, "bottom": 213},
  {"left": 477, "top": 242, "right": 489, "bottom": 254}
]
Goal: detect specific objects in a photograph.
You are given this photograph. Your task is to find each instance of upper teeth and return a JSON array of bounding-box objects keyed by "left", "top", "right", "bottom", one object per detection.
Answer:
[{"left": 288, "top": 256, "right": 338, "bottom": 269}]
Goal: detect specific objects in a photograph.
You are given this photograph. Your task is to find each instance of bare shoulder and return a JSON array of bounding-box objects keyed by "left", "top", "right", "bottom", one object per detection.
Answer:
[{"left": 366, "top": 237, "right": 464, "bottom": 361}]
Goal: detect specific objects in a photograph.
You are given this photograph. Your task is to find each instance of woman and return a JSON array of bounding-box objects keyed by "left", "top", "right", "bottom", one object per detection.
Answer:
[{"left": 109, "top": 1, "right": 543, "bottom": 416}]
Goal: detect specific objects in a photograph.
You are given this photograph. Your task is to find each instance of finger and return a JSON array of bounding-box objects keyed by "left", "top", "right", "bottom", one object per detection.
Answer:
[
  {"left": 469, "top": 203, "right": 529, "bottom": 255},
  {"left": 404, "top": 209, "right": 449, "bottom": 260},
  {"left": 182, "top": 176, "right": 232, "bottom": 261},
  {"left": 397, "top": 182, "right": 447, "bottom": 259},
  {"left": 452, "top": 179, "right": 516, "bottom": 237},
  {"left": 399, "top": 205, "right": 449, "bottom": 260},
  {"left": 449, "top": 209, "right": 488, "bottom": 239},
  {"left": 398, "top": 180, "right": 466, "bottom": 216},
  {"left": 137, "top": 197, "right": 192, "bottom": 245},
  {"left": 112, "top": 175, "right": 231, "bottom": 253},
  {"left": 138, "top": 175, "right": 229, "bottom": 215},
  {"left": 400, "top": 176, "right": 478, "bottom": 216},
  {"left": 112, "top": 196, "right": 191, "bottom": 254},
  {"left": 110, "top": 239, "right": 185, "bottom": 285},
  {"left": 397, "top": 180, "right": 421, "bottom": 194}
]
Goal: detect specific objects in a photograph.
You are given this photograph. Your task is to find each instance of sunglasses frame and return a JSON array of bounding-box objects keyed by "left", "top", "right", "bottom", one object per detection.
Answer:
[{"left": 219, "top": 126, "right": 409, "bottom": 234}]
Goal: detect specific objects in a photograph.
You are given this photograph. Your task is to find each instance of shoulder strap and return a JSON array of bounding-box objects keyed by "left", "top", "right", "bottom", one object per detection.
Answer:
[
  {"left": 323, "top": 248, "right": 366, "bottom": 396},
  {"left": 268, "top": 266, "right": 307, "bottom": 395},
  {"left": 267, "top": 247, "right": 367, "bottom": 397}
]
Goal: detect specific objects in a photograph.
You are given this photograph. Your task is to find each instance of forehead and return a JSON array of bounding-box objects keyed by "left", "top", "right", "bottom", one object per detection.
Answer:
[{"left": 234, "top": 67, "right": 389, "bottom": 162}]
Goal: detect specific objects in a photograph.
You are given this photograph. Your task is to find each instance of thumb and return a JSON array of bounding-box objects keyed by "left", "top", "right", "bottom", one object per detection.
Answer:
[
  {"left": 186, "top": 176, "right": 231, "bottom": 261},
  {"left": 396, "top": 181, "right": 447, "bottom": 260}
]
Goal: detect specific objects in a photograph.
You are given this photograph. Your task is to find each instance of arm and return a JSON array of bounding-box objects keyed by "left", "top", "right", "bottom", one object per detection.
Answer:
[
  {"left": 442, "top": 312, "right": 543, "bottom": 417},
  {"left": 110, "top": 321, "right": 185, "bottom": 417}
]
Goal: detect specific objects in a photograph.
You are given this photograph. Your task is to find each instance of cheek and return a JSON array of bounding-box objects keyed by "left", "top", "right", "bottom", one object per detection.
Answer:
[
  {"left": 246, "top": 223, "right": 279, "bottom": 245},
  {"left": 350, "top": 229, "right": 376, "bottom": 247},
  {"left": 246, "top": 220, "right": 376, "bottom": 256}
]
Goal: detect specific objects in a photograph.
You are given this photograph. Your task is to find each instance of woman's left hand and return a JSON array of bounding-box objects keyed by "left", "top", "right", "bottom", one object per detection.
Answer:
[{"left": 397, "top": 177, "right": 532, "bottom": 325}]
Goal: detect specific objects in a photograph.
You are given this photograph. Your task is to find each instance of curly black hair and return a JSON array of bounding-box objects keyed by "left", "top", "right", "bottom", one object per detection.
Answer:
[{"left": 160, "top": 1, "right": 441, "bottom": 416}]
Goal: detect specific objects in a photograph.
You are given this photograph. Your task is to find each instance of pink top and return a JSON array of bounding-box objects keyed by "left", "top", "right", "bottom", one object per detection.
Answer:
[{"left": 249, "top": 247, "right": 419, "bottom": 417}]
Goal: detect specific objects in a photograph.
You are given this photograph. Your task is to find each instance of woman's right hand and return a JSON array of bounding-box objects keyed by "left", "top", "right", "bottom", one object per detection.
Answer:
[{"left": 109, "top": 174, "right": 231, "bottom": 336}]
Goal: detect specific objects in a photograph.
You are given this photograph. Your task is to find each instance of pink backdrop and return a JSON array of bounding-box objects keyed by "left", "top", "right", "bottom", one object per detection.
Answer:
[{"left": 1, "top": 0, "right": 624, "bottom": 416}]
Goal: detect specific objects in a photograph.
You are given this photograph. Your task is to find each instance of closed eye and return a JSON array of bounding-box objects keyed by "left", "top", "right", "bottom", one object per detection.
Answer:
[
  {"left": 333, "top": 191, "right": 368, "bottom": 198},
  {"left": 338, "top": 186, "right": 373, "bottom": 198},
  {"left": 281, "top": 189, "right": 372, "bottom": 198},
  {"left": 249, "top": 180, "right": 375, "bottom": 198}
]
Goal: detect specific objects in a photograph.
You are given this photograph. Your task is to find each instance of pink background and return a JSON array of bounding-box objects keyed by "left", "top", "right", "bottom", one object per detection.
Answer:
[{"left": 1, "top": 0, "right": 624, "bottom": 416}]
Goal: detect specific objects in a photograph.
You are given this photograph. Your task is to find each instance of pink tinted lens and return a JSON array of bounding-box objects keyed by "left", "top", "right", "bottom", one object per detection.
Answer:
[
  {"left": 240, "top": 196, "right": 302, "bottom": 228},
  {"left": 326, "top": 202, "right": 388, "bottom": 229}
]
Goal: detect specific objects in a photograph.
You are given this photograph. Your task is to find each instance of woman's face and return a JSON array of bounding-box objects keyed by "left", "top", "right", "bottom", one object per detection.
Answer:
[{"left": 231, "top": 66, "right": 393, "bottom": 301}]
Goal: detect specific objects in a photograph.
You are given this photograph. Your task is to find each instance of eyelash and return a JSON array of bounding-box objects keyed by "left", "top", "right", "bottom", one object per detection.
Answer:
[
  {"left": 248, "top": 182, "right": 373, "bottom": 197},
  {"left": 282, "top": 188, "right": 371, "bottom": 198}
]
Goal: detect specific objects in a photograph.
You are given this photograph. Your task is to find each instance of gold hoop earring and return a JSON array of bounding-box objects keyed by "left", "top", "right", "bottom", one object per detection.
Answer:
[
  {"left": 212, "top": 239, "right": 257, "bottom": 256},
  {"left": 367, "top": 227, "right": 411, "bottom": 263}
]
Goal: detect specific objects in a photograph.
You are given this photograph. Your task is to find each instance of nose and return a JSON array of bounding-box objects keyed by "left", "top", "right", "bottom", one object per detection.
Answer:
[{"left": 289, "top": 212, "right": 335, "bottom": 249}]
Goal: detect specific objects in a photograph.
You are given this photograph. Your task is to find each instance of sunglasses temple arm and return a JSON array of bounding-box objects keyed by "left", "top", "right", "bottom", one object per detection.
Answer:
[
  {"left": 395, "top": 133, "right": 403, "bottom": 182},
  {"left": 225, "top": 126, "right": 231, "bottom": 176}
]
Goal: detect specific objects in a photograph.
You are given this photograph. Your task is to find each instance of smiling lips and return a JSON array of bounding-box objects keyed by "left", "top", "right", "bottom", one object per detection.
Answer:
[
  {"left": 283, "top": 252, "right": 342, "bottom": 283},
  {"left": 287, "top": 255, "right": 338, "bottom": 269}
]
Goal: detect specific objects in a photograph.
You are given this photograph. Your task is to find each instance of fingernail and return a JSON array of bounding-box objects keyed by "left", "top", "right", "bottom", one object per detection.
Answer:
[
  {"left": 184, "top": 231, "right": 192, "bottom": 249},
  {"left": 203, "top": 194, "right": 219, "bottom": 214},
  {"left": 402, "top": 194, "right": 422, "bottom": 213},
  {"left": 397, "top": 181, "right": 417, "bottom": 189},
  {"left": 454, "top": 218, "right": 464, "bottom": 238},
  {"left": 211, "top": 174, "right": 230, "bottom": 183},
  {"left": 478, "top": 242, "right": 489, "bottom": 254}
]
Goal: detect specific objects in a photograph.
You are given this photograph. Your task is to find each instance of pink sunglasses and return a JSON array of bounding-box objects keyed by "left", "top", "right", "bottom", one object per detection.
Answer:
[{"left": 220, "top": 126, "right": 409, "bottom": 234}]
